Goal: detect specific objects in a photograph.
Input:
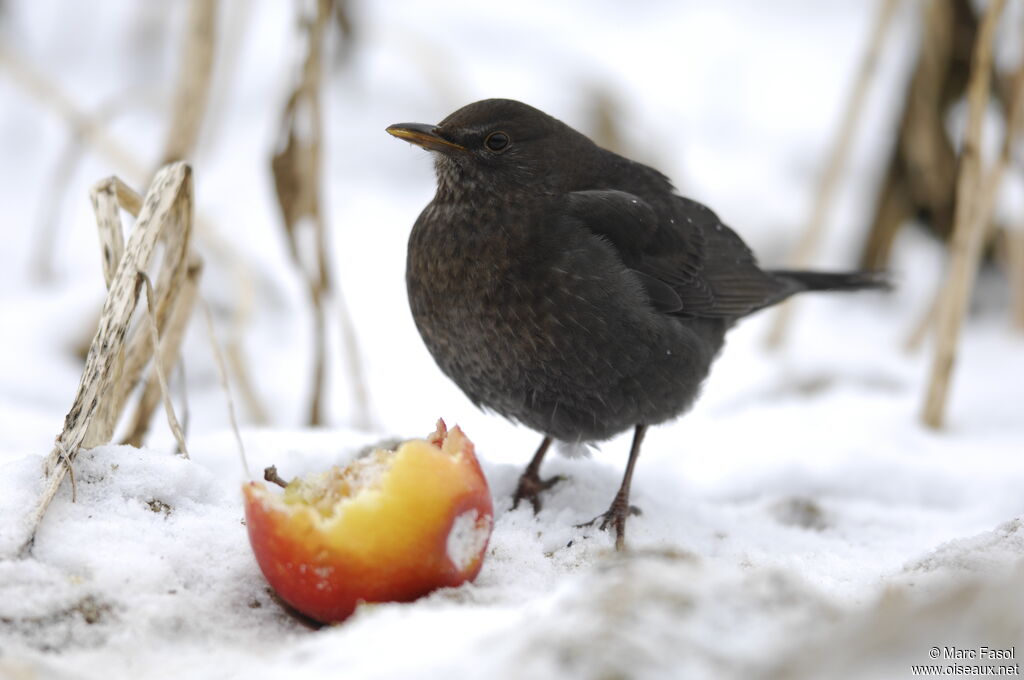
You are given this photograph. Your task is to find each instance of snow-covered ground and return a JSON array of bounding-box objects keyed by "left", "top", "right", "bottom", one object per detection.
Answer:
[{"left": 1, "top": 2, "right": 1022, "bottom": 679}]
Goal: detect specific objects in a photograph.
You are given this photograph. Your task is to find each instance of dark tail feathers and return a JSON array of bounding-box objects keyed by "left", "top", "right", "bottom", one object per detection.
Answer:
[{"left": 770, "top": 269, "right": 892, "bottom": 293}]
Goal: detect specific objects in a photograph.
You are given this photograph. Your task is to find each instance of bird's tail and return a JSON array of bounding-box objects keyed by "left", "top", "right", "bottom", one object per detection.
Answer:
[{"left": 769, "top": 269, "right": 892, "bottom": 293}]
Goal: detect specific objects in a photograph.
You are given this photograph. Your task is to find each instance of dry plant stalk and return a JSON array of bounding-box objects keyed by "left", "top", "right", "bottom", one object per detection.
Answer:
[
  {"left": 921, "top": 0, "right": 1007, "bottom": 429},
  {"left": 136, "top": 271, "right": 191, "bottom": 457},
  {"left": 905, "top": 54, "right": 1024, "bottom": 352},
  {"left": 5, "top": 4, "right": 269, "bottom": 424},
  {"left": 161, "top": 0, "right": 217, "bottom": 165},
  {"left": 272, "top": 0, "right": 332, "bottom": 427},
  {"left": 272, "top": 0, "right": 371, "bottom": 428},
  {"left": 161, "top": 0, "right": 270, "bottom": 426},
  {"left": 860, "top": 0, "right": 979, "bottom": 270},
  {"left": 202, "top": 299, "right": 251, "bottom": 478},
  {"left": 903, "top": 291, "right": 939, "bottom": 353},
  {"left": 119, "top": 0, "right": 216, "bottom": 446},
  {"left": 1008, "top": 230, "right": 1024, "bottom": 329},
  {"left": 764, "top": 0, "right": 900, "bottom": 349},
  {"left": 123, "top": 256, "right": 203, "bottom": 447},
  {"left": 15, "top": 163, "right": 199, "bottom": 557},
  {"left": 161, "top": 9, "right": 269, "bottom": 426}
]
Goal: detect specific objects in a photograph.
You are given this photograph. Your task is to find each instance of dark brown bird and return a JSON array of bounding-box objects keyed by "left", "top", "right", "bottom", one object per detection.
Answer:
[{"left": 387, "top": 99, "right": 886, "bottom": 550}]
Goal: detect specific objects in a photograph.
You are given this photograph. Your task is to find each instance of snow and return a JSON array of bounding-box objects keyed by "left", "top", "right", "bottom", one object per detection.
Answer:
[
  {"left": 446, "top": 509, "right": 490, "bottom": 573},
  {"left": 1, "top": 1, "right": 1023, "bottom": 679}
]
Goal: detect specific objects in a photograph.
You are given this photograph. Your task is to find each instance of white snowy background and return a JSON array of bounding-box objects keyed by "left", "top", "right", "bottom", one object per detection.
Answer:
[{"left": 1, "top": 1, "right": 1023, "bottom": 679}]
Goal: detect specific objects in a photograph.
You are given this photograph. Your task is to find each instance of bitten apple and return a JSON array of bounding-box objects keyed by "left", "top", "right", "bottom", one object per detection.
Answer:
[{"left": 243, "top": 420, "right": 493, "bottom": 623}]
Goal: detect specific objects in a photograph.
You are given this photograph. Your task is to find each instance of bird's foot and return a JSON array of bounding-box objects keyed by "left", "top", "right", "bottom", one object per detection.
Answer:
[
  {"left": 511, "top": 470, "right": 564, "bottom": 514},
  {"left": 576, "top": 495, "right": 641, "bottom": 551}
]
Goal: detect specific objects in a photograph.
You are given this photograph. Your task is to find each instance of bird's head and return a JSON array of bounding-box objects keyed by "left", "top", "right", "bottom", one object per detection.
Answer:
[{"left": 387, "top": 99, "right": 595, "bottom": 196}]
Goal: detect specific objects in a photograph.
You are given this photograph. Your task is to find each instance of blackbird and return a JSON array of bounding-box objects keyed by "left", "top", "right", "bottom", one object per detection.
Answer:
[{"left": 387, "top": 99, "right": 886, "bottom": 550}]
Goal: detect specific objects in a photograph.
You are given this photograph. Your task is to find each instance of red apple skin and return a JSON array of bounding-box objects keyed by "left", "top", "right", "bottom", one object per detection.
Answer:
[{"left": 243, "top": 422, "right": 493, "bottom": 623}]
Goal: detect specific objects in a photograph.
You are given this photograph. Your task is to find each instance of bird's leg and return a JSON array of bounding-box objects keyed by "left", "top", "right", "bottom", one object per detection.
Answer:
[
  {"left": 511, "top": 436, "right": 564, "bottom": 513},
  {"left": 577, "top": 424, "right": 647, "bottom": 551}
]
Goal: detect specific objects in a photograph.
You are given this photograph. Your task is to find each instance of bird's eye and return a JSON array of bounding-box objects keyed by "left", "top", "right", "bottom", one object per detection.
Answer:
[{"left": 484, "top": 131, "right": 510, "bottom": 152}]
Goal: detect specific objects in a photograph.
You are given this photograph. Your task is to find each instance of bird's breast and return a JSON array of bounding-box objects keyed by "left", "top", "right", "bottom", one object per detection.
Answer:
[
  {"left": 406, "top": 198, "right": 649, "bottom": 370},
  {"left": 404, "top": 197, "right": 719, "bottom": 440}
]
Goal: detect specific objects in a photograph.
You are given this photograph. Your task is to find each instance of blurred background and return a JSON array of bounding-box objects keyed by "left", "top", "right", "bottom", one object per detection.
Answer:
[{"left": 0, "top": 0, "right": 1021, "bottom": 465}]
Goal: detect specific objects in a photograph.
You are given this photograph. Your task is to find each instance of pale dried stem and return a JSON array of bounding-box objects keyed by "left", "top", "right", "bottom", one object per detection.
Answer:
[
  {"left": 123, "top": 257, "right": 203, "bottom": 447},
  {"left": 861, "top": 0, "right": 964, "bottom": 271},
  {"left": 177, "top": 0, "right": 268, "bottom": 424},
  {"left": 175, "top": 362, "right": 191, "bottom": 450},
  {"left": 114, "top": 178, "right": 145, "bottom": 216},
  {"left": 5, "top": 21, "right": 268, "bottom": 426},
  {"left": 225, "top": 338, "right": 269, "bottom": 424},
  {"left": 921, "top": 0, "right": 1007, "bottom": 429},
  {"left": 196, "top": 0, "right": 253, "bottom": 153},
  {"left": 306, "top": 0, "right": 331, "bottom": 427},
  {"left": 161, "top": 0, "right": 217, "bottom": 164},
  {"left": 90, "top": 179, "right": 132, "bottom": 438},
  {"left": 1009, "top": 230, "right": 1024, "bottom": 329},
  {"left": 995, "top": 59, "right": 1024, "bottom": 333},
  {"left": 904, "top": 58, "right": 1024, "bottom": 353},
  {"left": 109, "top": 174, "right": 194, "bottom": 428},
  {"left": 764, "top": 0, "right": 900, "bottom": 349},
  {"left": 202, "top": 299, "right": 251, "bottom": 478},
  {"left": 14, "top": 164, "right": 195, "bottom": 557},
  {"left": 91, "top": 180, "right": 127, "bottom": 289},
  {"left": 137, "top": 272, "right": 190, "bottom": 458},
  {"left": 272, "top": 0, "right": 369, "bottom": 427},
  {"left": 184, "top": 222, "right": 268, "bottom": 424},
  {"left": 904, "top": 288, "right": 939, "bottom": 353},
  {"left": 309, "top": 285, "right": 327, "bottom": 426},
  {"left": 77, "top": 166, "right": 192, "bottom": 454}
]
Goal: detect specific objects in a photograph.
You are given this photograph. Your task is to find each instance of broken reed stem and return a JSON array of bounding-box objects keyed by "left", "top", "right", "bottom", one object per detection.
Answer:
[
  {"left": 174, "top": 0, "right": 269, "bottom": 426},
  {"left": 78, "top": 166, "right": 193, "bottom": 454},
  {"left": 109, "top": 174, "right": 194, "bottom": 430},
  {"left": 5, "top": 21, "right": 268, "bottom": 428},
  {"left": 921, "top": 0, "right": 1007, "bottom": 429},
  {"left": 904, "top": 287, "right": 939, "bottom": 354},
  {"left": 123, "top": 257, "right": 203, "bottom": 447},
  {"left": 15, "top": 164, "right": 195, "bottom": 558},
  {"left": 272, "top": 0, "right": 367, "bottom": 428},
  {"left": 995, "top": 55, "right": 1024, "bottom": 333},
  {"left": 161, "top": 0, "right": 217, "bottom": 164},
  {"left": 1009, "top": 229, "right": 1024, "bottom": 329},
  {"left": 175, "top": 362, "right": 191, "bottom": 455},
  {"left": 137, "top": 272, "right": 190, "bottom": 458},
  {"left": 905, "top": 53, "right": 1024, "bottom": 352},
  {"left": 306, "top": 0, "right": 331, "bottom": 428},
  {"left": 202, "top": 298, "right": 251, "bottom": 479},
  {"left": 764, "top": 0, "right": 900, "bottom": 349},
  {"left": 114, "top": 178, "right": 145, "bottom": 216},
  {"left": 91, "top": 179, "right": 128, "bottom": 289},
  {"left": 123, "top": 0, "right": 213, "bottom": 440},
  {"left": 860, "top": 0, "right": 981, "bottom": 272},
  {"left": 309, "top": 285, "right": 327, "bottom": 426},
  {"left": 225, "top": 337, "right": 269, "bottom": 424}
]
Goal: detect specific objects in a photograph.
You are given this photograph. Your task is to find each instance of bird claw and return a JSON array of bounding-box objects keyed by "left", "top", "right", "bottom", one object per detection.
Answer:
[
  {"left": 575, "top": 497, "right": 642, "bottom": 551},
  {"left": 511, "top": 472, "right": 565, "bottom": 514}
]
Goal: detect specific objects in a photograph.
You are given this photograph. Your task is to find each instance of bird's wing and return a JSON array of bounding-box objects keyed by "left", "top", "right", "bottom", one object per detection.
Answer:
[{"left": 563, "top": 190, "right": 794, "bottom": 318}]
